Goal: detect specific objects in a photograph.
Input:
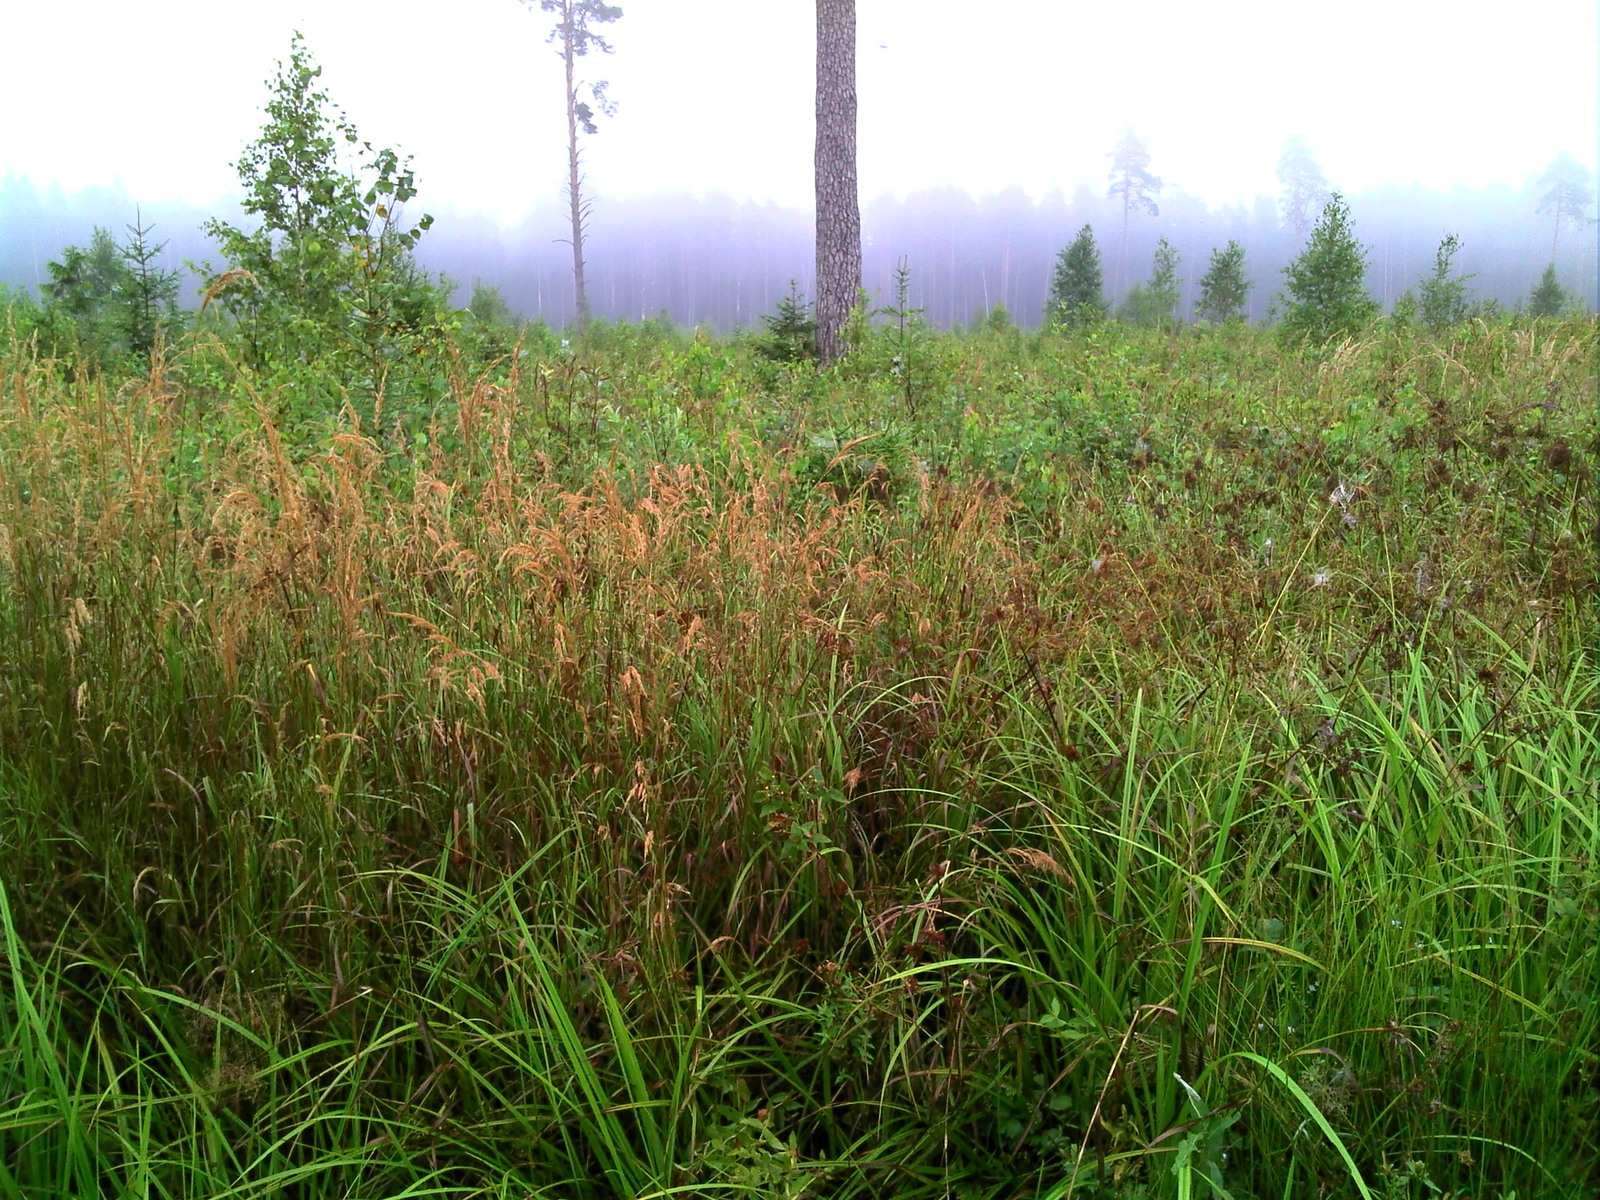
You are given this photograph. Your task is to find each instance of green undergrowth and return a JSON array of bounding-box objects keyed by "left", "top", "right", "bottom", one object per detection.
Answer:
[{"left": 0, "top": 315, "right": 1596, "bottom": 1198}]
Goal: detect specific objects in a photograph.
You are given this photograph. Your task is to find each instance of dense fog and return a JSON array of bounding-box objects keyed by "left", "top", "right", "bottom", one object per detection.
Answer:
[{"left": 2, "top": 170, "right": 1593, "bottom": 331}]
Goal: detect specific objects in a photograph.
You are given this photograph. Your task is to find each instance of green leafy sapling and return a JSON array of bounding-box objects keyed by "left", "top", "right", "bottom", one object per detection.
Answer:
[
  {"left": 1118, "top": 237, "right": 1181, "bottom": 328},
  {"left": 1278, "top": 194, "right": 1378, "bottom": 344},
  {"left": 1415, "top": 234, "right": 1472, "bottom": 333},
  {"left": 1195, "top": 240, "right": 1250, "bottom": 324},
  {"left": 203, "top": 34, "right": 440, "bottom": 388}
]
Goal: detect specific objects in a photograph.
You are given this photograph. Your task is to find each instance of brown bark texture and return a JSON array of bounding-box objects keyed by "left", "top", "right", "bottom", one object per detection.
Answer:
[{"left": 814, "top": 0, "right": 860, "bottom": 366}]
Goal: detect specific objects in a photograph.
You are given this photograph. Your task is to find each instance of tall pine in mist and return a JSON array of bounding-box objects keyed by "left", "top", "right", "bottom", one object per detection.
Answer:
[
  {"left": 525, "top": 0, "right": 623, "bottom": 331},
  {"left": 1535, "top": 153, "right": 1593, "bottom": 264},
  {"left": 1107, "top": 129, "right": 1162, "bottom": 294},
  {"left": 1278, "top": 135, "right": 1331, "bottom": 244}
]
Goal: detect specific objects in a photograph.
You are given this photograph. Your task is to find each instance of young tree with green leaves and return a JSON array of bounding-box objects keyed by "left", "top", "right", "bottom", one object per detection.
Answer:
[
  {"left": 976, "top": 303, "right": 1014, "bottom": 335},
  {"left": 814, "top": 0, "right": 861, "bottom": 366},
  {"left": 1277, "top": 134, "right": 1331, "bottom": 243},
  {"left": 467, "top": 280, "right": 514, "bottom": 327},
  {"left": 43, "top": 217, "right": 180, "bottom": 363},
  {"left": 463, "top": 280, "right": 518, "bottom": 356},
  {"left": 203, "top": 35, "right": 439, "bottom": 384},
  {"left": 1117, "top": 237, "right": 1180, "bottom": 327},
  {"left": 1194, "top": 240, "right": 1250, "bottom": 324},
  {"left": 1047, "top": 225, "right": 1106, "bottom": 328},
  {"left": 524, "top": 0, "right": 622, "bottom": 331},
  {"left": 43, "top": 227, "right": 126, "bottom": 350},
  {"left": 1415, "top": 234, "right": 1472, "bottom": 333},
  {"left": 1278, "top": 194, "right": 1377, "bottom": 344},
  {"left": 1107, "top": 129, "right": 1162, "bottom": 291}
]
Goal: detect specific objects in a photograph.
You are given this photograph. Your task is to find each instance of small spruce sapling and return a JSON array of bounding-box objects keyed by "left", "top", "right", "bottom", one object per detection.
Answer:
[
  {"left": 1048, "top": 225, "right": 1107, "bottom": 328},
  {"left": 42, "top": 219, "right": 181, "bottom": 364},
  {"left": 758, "top": 280, "right": 816, "bottom": 363},
  {"left": 1527, "top": 264, "right": 1569, "bottom": 317},
  {"left": 119, "top": 210, "right": 181, "bottom": 361},
  {"left": 877, "top": 257, "right": 932, "bottom": 416}
]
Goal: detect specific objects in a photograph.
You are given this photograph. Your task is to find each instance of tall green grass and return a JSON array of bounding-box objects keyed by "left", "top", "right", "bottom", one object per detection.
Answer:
[{"left": 1, "top": 316, "right": 1595, "bottom": 1197}]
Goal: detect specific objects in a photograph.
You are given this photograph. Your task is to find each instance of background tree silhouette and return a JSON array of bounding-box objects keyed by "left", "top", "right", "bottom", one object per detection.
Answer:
[
  {"left": 525, "top": 0, "right": 623, "bottom": 331},
  {"left": 1535, "top": 153, "right": 1594, "bottom": 264},
  {"left": 1107, "top": 129, "right": 1162, "bottom": 293},
  {"left": 1277, "top": 135, "right": 1331, "bottom": 244}
]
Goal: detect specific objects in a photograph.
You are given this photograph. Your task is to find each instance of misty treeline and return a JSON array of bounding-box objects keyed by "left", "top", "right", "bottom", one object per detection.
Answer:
[{"left": 2, "top": 170, "right": 1592, "bottom": 333}]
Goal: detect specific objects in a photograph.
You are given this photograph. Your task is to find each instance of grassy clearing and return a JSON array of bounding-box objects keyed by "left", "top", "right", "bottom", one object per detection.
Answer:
[{"left": 0, "top": 316, "right": 1596, "bottom": 1198}]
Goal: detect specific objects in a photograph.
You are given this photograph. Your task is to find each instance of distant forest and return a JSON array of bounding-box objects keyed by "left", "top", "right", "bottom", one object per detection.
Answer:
[{"left": 1, "top": 170, "right": 1593, "bottom": 330}]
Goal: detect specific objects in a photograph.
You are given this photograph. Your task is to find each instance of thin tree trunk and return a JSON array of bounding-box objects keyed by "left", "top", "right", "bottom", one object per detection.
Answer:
[
  {"left": 562, "top": 4, "right": 590, "bottom": 330},
  {"left": 814, "top": 0, "right": 860, "bottom": 366},
  {"left": 1120, "top": 193, "right": 1130, "bottom": 298}
]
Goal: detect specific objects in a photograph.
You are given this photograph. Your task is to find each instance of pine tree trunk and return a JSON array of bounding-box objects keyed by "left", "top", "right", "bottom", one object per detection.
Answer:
[
  {"left": 814, "top": 0, "right": 860, "bottom": 367},
  {"left": 1119, "top": 193, "right": 1130, "bottom": 298},
  {"left": 562, "top": 4, "right": 590, "bottom": 330}
]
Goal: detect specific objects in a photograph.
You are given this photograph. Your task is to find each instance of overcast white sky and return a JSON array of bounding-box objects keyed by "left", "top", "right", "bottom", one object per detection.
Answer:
[{"left": 5, "top": 0, "right": 1596, "bottom": 225}]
